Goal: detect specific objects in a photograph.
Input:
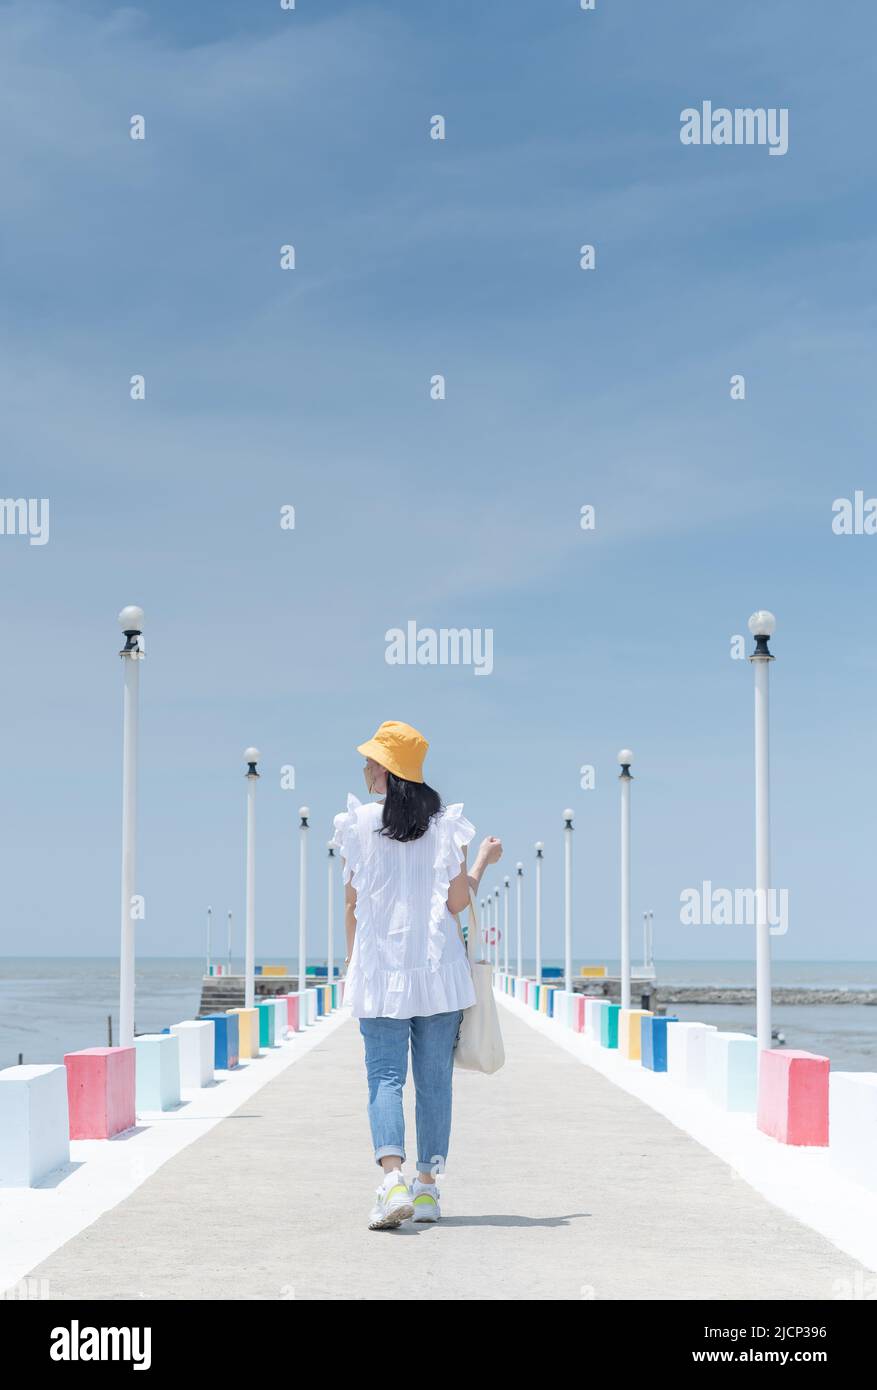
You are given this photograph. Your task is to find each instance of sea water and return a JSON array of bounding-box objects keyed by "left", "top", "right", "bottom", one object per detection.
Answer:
[{"left": 1, "top": 956, "right": 875, "bottom": 1071}]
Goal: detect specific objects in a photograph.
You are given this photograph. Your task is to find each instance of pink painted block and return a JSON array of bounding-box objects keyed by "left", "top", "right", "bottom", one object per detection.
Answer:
[
  {"left": 284, "top": 994, "right": 300, "bottom": 1032},
  {"left": 64, "top": 1047, "right": 136, "bottom": 1140},
  {"left": 757, "top": 1048, "right": 829, "bottom": 1146},
  {"left": 572, "top": 996, "right": 586, "bottom": 1033}
]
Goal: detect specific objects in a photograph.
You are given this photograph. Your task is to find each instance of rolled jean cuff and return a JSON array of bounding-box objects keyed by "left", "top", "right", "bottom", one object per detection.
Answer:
[
  {"left": 374, "top": 1145, "right": 405, "bottom": 1167},
  {"left": 416, "top": 1162, "right": 441, "bottom": 1174}
]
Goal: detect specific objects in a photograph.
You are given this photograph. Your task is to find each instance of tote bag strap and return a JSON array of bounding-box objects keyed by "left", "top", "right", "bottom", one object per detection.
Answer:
[{"left": 455, "top": 893, "right": 483, "bottom": 965}]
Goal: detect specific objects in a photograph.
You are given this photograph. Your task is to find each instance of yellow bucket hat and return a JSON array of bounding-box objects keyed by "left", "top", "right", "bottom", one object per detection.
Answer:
[{"left": 357, "top": 720, "right": 429, "bottom": 784}]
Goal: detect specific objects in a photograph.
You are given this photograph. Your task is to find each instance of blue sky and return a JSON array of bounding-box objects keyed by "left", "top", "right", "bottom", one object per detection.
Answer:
[{"left": 1, "top": 0, "right": 875, "bottom": 968}]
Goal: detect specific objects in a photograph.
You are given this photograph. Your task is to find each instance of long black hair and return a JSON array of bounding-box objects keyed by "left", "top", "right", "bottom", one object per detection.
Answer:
[{"left": 379, "top": 772, "right": 444, "bottom": 843}]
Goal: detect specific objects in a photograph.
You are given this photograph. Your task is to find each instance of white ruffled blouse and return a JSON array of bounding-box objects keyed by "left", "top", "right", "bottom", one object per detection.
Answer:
[{"left": 331, "top": 794, "right": 478, "bottom": 1019}]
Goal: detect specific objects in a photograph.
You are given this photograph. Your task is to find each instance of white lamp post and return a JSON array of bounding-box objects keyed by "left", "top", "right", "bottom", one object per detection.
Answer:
[
  {"left": 117, "top": 605, "right": 144, "bottom": 1049},
  {"left": 503, "top": 876, "right": 510, "bottom": 974},
  {"left": 487, "top": 893, "right": 494, "bottom": 971},
  {"left": 618, "top": 750, "right": 633, "bottom": 1011},
  {"left": 244, "top": 749, "right": 259, "bottom": 1010},
  {"left": 494, "top": 888, "right": 500, "bottom": 974},
  {"left": 206, "top": 906, "right": 212, "bottom": 975},
  {"left": 748, "top": 609, "right": 776, "bottom": 1059},
  {"left": 298, "top": 807, "right": 310, "bottom": 997},
  {"left": 534, "top": 842, "right": 544, "bottom": 986},
  {"left": 227, "top": 909, "right": 232, "bottom": 978},
  {"left": 516, "top": 862, "right": 523, "bottom": 977},
  {"left": 480, "top": 898, "right": 487, "bottom": 959},
  {"left": 563, "top": 809, "right": 574, "bottom": 992},
  {"left": 327, "top": 842, "right": 336, "bottom": 998}
]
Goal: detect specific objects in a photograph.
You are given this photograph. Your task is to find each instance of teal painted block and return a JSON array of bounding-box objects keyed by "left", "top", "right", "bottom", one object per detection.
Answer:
[
  {"left": 600, "top": 1003, "right": 620, "bottom": 1049},
  {"left": 134, "top": 1034, "right": 181, "bottom": 1111},
  {"left": 265, "top": 999, "right": 284, "bottom": 1044},
  {"left": 255, "top": 1002, "right": 276, "bottom": 1047}
]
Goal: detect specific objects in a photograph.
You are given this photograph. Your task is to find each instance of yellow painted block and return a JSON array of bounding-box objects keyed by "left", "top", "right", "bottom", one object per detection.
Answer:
[
  {"left": 619, "top": 1008, "right": 653, "bottom": 1060},
  {"left": 580, "top": 966, "right": 607, "bottom": 978},
  {"left": 539, "top": 989, "right": 550, "bottom": 1014},
  {"left": 227, "top": 1007, "right": 260, "bottom": 1058},
  {"left": 323, "top": 985, "right": 332, "bottom": 1011},
  {"left": 261, "top": 966, "right": 288, "bottom": 977}
]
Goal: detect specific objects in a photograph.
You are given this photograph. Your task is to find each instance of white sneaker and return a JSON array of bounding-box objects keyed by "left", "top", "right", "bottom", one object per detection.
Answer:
[
  {"left": 367, "top": 1169, "right": 414, "bottom": 1230},
  {"left": 411, "top": 1177, "right": 441, "bottom": 1222}
]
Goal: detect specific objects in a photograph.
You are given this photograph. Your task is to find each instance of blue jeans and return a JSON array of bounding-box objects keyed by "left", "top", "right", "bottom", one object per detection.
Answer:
[{"left": 358, "top": 1010, "right": 464, "bottom": 1174}]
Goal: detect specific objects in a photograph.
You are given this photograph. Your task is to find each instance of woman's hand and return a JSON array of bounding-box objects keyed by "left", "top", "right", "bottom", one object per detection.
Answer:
[{"left": 466, "top": 836, "right": 502, "bottom": 896}]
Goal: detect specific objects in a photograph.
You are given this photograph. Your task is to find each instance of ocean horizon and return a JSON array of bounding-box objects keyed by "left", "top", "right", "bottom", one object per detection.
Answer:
[{"left": 1, "top": 955, "right": 875, "bottom": 1073}]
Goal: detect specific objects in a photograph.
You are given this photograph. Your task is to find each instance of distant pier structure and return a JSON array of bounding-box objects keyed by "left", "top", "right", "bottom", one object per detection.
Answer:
[
  {"left": 198, "top": 967, "right": 340, "bottom": 1017},
  {"left": 568, "top": 975, "right": 658, "bottom": 1012}
]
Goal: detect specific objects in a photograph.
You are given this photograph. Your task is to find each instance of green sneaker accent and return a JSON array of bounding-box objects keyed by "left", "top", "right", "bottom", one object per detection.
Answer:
[{"left": 414, "top": 1193, "right": 437, "bottom": 1206}]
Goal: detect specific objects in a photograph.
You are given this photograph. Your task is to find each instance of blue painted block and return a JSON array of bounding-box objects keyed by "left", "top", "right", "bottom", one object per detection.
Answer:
[
  {"left": 315, "top": 990, "right": 325, "bottom": 1017},
  {"left": 203, "top": 1012, "right": 239, "bottom": 1069},
  {"left": 306, "top": 989, "right": 318, "bottom": 1024},
  {"left": 641, "top": 1015, "right": 678, "bottom": 1072},
  {"left": 134, "top": 1033, "right": 181, "bottom": 1111}
]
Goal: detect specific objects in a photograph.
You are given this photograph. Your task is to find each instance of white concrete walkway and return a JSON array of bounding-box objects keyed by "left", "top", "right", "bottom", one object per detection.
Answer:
[{"left": 9, "top": 1004, "right": 873, "bottom": 1300}]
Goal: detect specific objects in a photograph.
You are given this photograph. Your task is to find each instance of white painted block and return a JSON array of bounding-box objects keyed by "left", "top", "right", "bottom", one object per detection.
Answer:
[
  {"left": 272, "top": 999, "right": 287, "bottom": 1043},
  {"left": 0, "top": 1064, "right": 70, "bottom": 1188},
  {"left": 666, "top": 1021, "right": 718, "bottom": 1089},
  {"left": 306, "top": 989, "right": 318, "bottom": 1025},
  {"left": 829, "top": 1072, "right": 877, "bottom": 1193},
  {"left": 170, "top": 1021, "right": 214, "bottom": 1088},
  {"left": 585, "top": 998, "right": 609, "bottom": 1041},
  {"left": 705, "top": 1030, "right": 758, "bottom": 1111},
  {"left": 551, "top": 990, "right": 569, "bottom": 1026}
]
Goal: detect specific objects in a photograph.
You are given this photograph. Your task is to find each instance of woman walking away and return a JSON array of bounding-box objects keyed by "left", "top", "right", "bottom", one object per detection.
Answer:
[{"left": 332, "top": 720, "right": 502, "bottom": 1230}]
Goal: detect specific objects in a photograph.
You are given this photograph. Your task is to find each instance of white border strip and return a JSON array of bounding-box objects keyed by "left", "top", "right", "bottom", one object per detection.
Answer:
[
  {"left": 497, "top": 990, "right": 877, "bottom": 1277},
  {"left": 0, "top": 1007, "right": 352, "bottom": 1295}
]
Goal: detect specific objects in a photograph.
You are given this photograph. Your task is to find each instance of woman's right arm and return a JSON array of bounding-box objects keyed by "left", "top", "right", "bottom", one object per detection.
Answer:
[{"left": 447, "top": 837, "right": 503, "bottom": 915}]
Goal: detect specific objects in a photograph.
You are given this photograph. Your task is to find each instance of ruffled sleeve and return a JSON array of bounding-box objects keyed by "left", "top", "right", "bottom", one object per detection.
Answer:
[
  {"left": 428, "top": 803, "right": 476, "bottom": 968},
  {"left": 331, "top": 793, "right": 363, "bottom": 886}
]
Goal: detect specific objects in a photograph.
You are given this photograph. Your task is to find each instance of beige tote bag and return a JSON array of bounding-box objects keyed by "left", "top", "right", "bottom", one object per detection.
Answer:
[{"left": 453, "top": 894, "right": 505, "bottom": 1074}]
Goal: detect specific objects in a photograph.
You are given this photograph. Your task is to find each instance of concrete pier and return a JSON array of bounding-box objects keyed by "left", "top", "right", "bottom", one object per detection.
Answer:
[{"left": 14, "top": 1007, "right": 872, "bottom": 1301}]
